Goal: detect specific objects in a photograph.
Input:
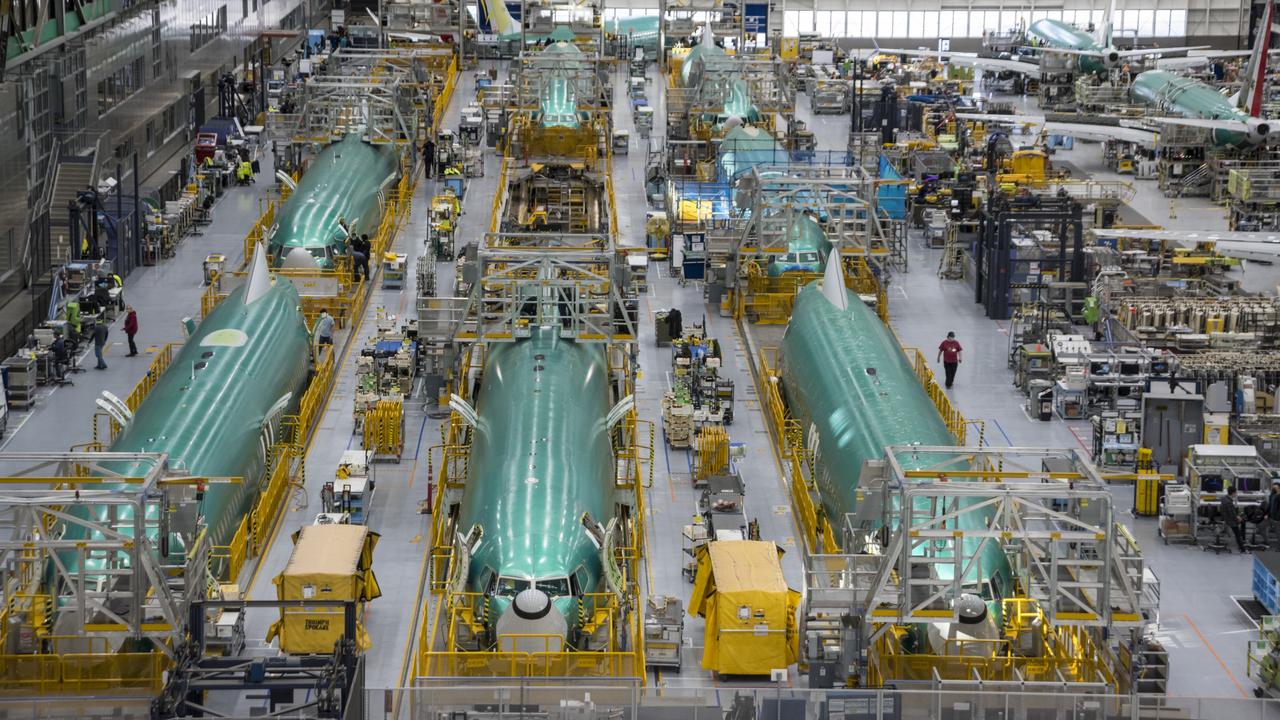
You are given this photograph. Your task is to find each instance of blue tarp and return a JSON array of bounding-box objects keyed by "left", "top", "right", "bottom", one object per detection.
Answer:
[{"left": 876, "top": 155, "right": 908, "bottom": 221}]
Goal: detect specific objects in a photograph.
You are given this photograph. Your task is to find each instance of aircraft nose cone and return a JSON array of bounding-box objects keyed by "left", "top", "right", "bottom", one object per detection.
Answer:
[
  {"left": 1259, "top": 123, "right": 1272, "bottom": 138},
  {"left": 1106, "top": 51, "right": 1120, "bottom": 66}
]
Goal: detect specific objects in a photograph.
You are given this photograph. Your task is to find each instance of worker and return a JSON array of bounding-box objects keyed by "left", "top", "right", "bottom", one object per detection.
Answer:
[
  {"left": 351, "top": 233, "right": 372, "bottom": 282},
  {"left": 443, "top": 164, "right": 462, "bottom": 178},
  {"left": 50, "top": 329, "right": 72, "bottom": 385},
  {"left": 314, "top": 308, "right": 335, "bottom": 350},
  {"left": 236, "top": 159, "right": 254, "bottom": 185},
  {"left": 423, "top": 139, "right": 436, "bottom": 179},
  {"left": 91, "top": 320, "right": 109, "bottom": 370},
  {"left": 111, "top": 271, "right": 124, "bottom": 309},
  {"left": 123, "top": 306, "right": 139, "bottom": 357},
  {"left": 936, "top": 331, "right": 963, "bottom": 389},
  {"left": 1267, "top": 481, "right": 1280, "bottom": 546},
  {"left": 1222, "top": 486, "right": 1247, "bottom": 553},
  {"left": 93, "top": 271, "right": 112, "bottom": 312}
]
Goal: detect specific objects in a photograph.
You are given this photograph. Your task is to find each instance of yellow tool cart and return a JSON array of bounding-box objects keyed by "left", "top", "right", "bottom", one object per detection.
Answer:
[
  {"left": 689, "top": 540, "right": 800, "bottom": 676},
  {"left": 267, "top": 524, "right": 381, "bottom": 654}
]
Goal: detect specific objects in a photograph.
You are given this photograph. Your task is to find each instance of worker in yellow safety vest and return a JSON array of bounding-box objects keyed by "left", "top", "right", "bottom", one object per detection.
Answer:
[{"left": 236, "top": 160, "right": 253, "bottom": 184}]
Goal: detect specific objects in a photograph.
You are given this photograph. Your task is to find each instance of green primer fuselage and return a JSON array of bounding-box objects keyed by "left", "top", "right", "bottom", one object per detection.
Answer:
[
  {"left": 779, "top": 283, "right": 1013, "bottom": 604},
  {"left": 59, "top": 280, "right": 312, "bottom": 581},
  {"left": 1027, "top": 19, "right": 1108, "bottom": 76},
  {"left": 538, "top": 42, "right": 585, "bottom": 129},
  {"left": 767, "top": 213, "right": 831, "bottom": 277},
  {"left": 459, "top": 330, "right": 615, "bottom": 628},
  {"left": 678, "top": 40, "right": 760, "bottom": 125},
  {"left": 1131, "top": 70, "right": 1254, "bottom": 147},
  {"left": 269, "top": 135, "right": 399, "bottom": 268}
]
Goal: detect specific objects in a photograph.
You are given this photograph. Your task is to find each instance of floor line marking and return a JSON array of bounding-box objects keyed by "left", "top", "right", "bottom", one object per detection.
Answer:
[
  {"left": 406, "top": 415, "right": 429, "bottom": 488},
  {"left": 1183, "top": 613, "right": 1249, "bottom": 698},
  {"left": 990, "top": 418, "right": 1014, "bottom": 446},
  {"left": 1066, "top": 424, "right": 1092, "bottom": 454}
]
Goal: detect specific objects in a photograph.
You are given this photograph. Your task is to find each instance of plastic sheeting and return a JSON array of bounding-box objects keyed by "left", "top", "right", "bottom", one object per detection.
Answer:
[{"left": 689, "top": 541, "right": 800, "bottom": 676}]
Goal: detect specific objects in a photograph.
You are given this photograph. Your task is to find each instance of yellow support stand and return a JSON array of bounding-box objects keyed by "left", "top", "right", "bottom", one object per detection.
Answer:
[
  {"left": 362, "top": 398, "right": 404, "bottom": 462},
  {"left": 1134, "top": 448, "right": 1161, "bottom": 517},
  {"left": 694, "top": 426, "right": 729, "bottom": 482}
]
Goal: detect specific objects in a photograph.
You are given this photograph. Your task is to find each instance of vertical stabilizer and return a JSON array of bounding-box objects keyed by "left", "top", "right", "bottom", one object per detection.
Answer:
[
  {"left": 1097, "top": 0, "right": 1117, "bottom": 47},
  {"left": 820, "top": 253, "right": 849, "bottom": 311},
  {"left": 244, "top": 241, "right": 273, "bottom": 305},
  {"left": 479, "top": 0, "right": 518, "bottom": 37},
  {"left": 701, "top": 20, "right": 715, "bottom": 47},
  {"left": 1240, "top": 0, "right": 1275, "bottom": 117}
]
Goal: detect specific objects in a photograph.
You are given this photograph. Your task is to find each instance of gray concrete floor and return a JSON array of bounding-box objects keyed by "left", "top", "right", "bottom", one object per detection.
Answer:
[{"left": 5, "top": 55, "right": 1279, "bottom": 708}]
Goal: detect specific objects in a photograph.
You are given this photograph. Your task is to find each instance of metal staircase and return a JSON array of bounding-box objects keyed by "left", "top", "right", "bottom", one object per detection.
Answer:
[{"left": 48, "top": 150, "right": 98, "bottom": 265}]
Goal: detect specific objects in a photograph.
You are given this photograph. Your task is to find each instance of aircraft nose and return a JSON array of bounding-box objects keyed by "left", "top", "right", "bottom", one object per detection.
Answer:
[{"left": 1106, "top": 51, "right": 1120, "bottom": 66}]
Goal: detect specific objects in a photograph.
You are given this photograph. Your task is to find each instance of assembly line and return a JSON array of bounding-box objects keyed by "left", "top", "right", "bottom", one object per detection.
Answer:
[{"left": 7, "top": 0, "right": 1280, "bottom": 718}]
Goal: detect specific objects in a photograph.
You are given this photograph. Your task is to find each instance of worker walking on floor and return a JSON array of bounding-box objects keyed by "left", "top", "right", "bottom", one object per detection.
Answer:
[
  {"left": 123, "top": 306, "right": 139, "bottom": 357},
  {"left": 92, "top": 321, "right": 109, "bottom": 370},
  {"left": 314, "top": 308, "right": 335, "bottom": 350},
  {"left": 1223, "top": 486, "right": 1247, "bottom": 553},
  {"left": 936, "top": 331, "right": 963, "bottom": 389}
]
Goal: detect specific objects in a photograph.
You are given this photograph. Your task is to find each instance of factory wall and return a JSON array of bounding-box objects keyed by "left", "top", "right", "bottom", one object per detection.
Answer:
[
  {"left": 0, "top": 0, "right": 321, "bottom": 353},
  {"left": 603, "top": 0, "right": 1255, "bottom": 47}
]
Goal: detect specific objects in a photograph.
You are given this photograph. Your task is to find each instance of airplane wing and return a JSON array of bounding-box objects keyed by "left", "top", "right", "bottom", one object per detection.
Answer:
[
  {"left": 1113, "top": 45, "right": 1211, "bottom": 59},
  {"left": 1043, "top": 122, "right": 1159, "bottom": 147},
  {"left": 1146, "top": 116, "right": 1245, "bottom": 131},
  {"left": 1155, "top": 50, "right": 1251, "bottom": 70},
  {"left": 876, "top": 48, "right": 1040, "bottom": 75},
  {"left": 956, "top": 113, "right": 1159, "bottom": 147},
  {"left": 1089, "top": 228, "right": 1280, "bottom": 260}
]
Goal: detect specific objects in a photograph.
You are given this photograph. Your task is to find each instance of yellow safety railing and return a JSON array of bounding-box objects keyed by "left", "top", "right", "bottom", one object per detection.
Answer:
[
  {"left": 0, "top": 652, "right": 166, "bottom": 693},
  {"left": 89, "top": 342, "right": 181, "bottom": 445},
  {"left": 736, "top": 257, "right": 888, "bottom": 326},
  {"left": 241, "top": 200, "right": 279, "bottom": 267},
  {"left": 867, "top": 598, "right": 1116, "bottom": 687},
  {"left": 431, "top": 55, "right": 459, "bottom": 135},
  {"left": 755, "top": 347, "right": 837, "bottom": 553},
  {"left": 490, "top": 157, "right": 509, "bottom": 235},
  {"left": 903, "top": 346, "right": 968, "bottom": 446}
]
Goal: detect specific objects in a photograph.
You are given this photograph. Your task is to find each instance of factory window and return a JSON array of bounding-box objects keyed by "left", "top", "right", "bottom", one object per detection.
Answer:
[
  {"left": 814, "top": 11, "right": 831, "bottom": 36},
  {"left": 938, "top": 11, "right": 953, "bottom": 37},
  {"left": 1170, "top": 10, "right": 1187, "bottom": 36},
  {"left": 908, "top": 11, "right": 924, "bottom": 36},
  {"left": 783, "top": 10, "right": 798, "bottom": 36},
  {"left": 922, "top": 11, "right": 938, "bottom": 38},
  {"left": 859, "top": 11, "right": 877, "bottom": 37},
  {"left": 890, "top": 11, "right": 907, "bottom": 37},
  {"left": 844, "top": 11, "right": 865, "bottom": 36},
  {"left": 797, "top": 10, "right": 813, "bottom": 33},
  {"left": 1138, "top": 10, "right": 1155, "bottom": 36},
  {"left": 949, "top": 11, "right": 968, "bottom": 37},
  {"left": 829, "top": 11, "right": 845, "bottom": 36},
  {"left": 1154, "top": 9, "right": 1171, "bottom": 35}
]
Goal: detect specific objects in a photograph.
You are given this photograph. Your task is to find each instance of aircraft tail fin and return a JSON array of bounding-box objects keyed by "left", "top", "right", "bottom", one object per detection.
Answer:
[
  {"left": 1241, "top": 0, "right": 1275, "bottom": 117},
  {"left": 1098, "top": 0, "right": 1117, "bottom": 47},
  {"left": 820, "top": 253, "right": 849, "bottom": 311},
  {"left": 478, "top": 0, "right": 518, "bottom": 37}
]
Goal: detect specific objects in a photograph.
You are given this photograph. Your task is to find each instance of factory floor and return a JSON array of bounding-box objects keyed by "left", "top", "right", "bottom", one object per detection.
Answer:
[{"left": 5, "top": 58, "right": 1280, "bottom": 714}]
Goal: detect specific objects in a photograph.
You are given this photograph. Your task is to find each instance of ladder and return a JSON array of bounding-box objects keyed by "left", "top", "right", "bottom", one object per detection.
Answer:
[{"left": 938, "top": 222, "right": 965, "bottom": 279}]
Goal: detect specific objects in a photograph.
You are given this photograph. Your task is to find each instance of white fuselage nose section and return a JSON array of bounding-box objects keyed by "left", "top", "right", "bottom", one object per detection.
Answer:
[{"left": 496, "top": 588, "right": 569, "bottom": 654}]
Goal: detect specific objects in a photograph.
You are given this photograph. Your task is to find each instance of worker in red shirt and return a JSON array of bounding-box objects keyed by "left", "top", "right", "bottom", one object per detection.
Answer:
[{"left": 937, "top": 331, "right": 963, "bottom": 389}]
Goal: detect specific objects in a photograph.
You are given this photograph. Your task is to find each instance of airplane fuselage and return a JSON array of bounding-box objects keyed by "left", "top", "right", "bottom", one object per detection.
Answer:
[
  {"left": 1131, "top": 70, "right": 1256, "bottom": 147},
  {"left": 1027, "top": 18, "right": 1109, "bottom": 75}
]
